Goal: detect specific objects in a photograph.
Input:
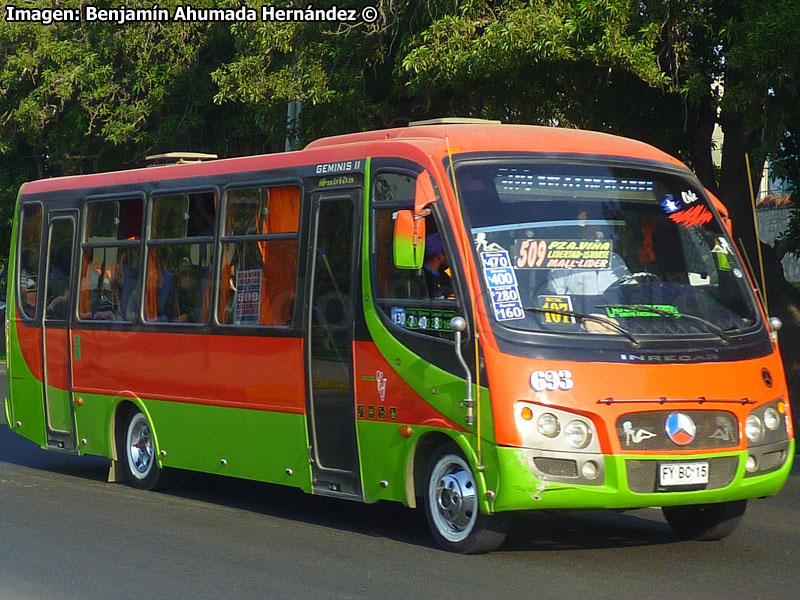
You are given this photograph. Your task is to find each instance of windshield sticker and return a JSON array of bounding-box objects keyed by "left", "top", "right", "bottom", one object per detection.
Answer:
[
  {"left": 474, "top": 232, "right": 505, "bottom": 252},
  {"left": 604, "top": 305, "right": 680, "bottom": 319},
  {"left": 536, "top": 295, "right": 576, "bottom": 325},
  {"left": 711, "top": 237, "right": 733, "bottom": 255},
  {"left": 733, "top": 268, "right": 744, "bottom": 278},
  {"left": 514, "top": 239, "right": 612, "bottom": 269},
  {"left": 661, "top": 195, "right": 680, "bottom": 214},
  {"left": 390, "top": 306, "right": 456, "bottom": 331},
  {"left": 711, "top": 236, "right": 733, "bottom": 271},
  {"left": 669, "top": 204, "right": 713, "bottom": 227},
  {"left": 480, "top": 250, "right": 525, "bottom": 321},
  {"left": 661, "top": 190, "right": 713, "bottom": 227}
]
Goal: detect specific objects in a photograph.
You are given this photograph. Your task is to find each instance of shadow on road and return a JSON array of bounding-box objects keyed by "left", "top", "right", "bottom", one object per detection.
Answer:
[
  {"left": 3, "top": 411, "right": 796, "bottom": 553},
  {"left": 0, "top": 417, "right": 110, "bottom": 481}
]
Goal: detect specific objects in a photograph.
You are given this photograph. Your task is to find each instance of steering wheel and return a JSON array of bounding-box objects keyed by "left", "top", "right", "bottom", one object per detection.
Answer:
[{"left": 605, "top": 271, "right": 662, "bottom": 292}]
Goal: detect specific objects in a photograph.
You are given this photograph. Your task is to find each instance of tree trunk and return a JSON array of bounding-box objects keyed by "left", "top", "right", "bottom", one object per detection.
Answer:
[
  {"left": 687, "top": 94, "right": 719, "bottom": 194},
  {"left": 717, "top": 108, "right": 762, "bottom": 275}
]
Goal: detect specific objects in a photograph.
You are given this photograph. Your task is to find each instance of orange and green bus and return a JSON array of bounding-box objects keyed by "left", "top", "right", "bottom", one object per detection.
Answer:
[{"left": 4, "top": 120, "right": 794, "bottom": 553}]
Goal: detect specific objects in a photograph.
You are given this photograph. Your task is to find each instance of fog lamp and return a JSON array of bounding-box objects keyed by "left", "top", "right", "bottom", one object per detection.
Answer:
[
  {"left": 581, "top": 461, "right": 599, "bottom": 480},
  {"left": 745, "top": 455, "right": 758, "bottom": 473}
]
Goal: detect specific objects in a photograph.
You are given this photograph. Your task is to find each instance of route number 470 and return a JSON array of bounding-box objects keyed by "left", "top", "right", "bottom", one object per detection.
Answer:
[{"left": 530, "top": 369, "right": 574, "bottom": 392}]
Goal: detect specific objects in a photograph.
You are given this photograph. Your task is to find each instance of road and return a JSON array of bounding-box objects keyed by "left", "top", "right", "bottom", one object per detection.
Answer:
[{"left": 1, "top": 363, "right": 798, "bottom": 599}]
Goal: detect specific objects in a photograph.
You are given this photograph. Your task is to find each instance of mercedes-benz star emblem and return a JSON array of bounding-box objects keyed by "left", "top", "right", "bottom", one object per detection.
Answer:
[{"left": 665, "top": 412, "right": 696, "bottom": 446}]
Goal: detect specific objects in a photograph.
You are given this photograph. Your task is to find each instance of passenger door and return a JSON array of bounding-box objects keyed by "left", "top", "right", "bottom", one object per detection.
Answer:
[
  {"left": 41, "top": 212, "right": 78, "bottom": 451},
  {"left": 306, "top": 189, "right": 361, "bottom": 498}
]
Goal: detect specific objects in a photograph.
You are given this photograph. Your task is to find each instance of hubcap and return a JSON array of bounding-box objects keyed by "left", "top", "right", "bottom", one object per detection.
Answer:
[
  {"left": 127, "top": 414, "right": 154, "bottom": 479},
  {"left": 429, "top": 455, "right": 477, "bottom": 542}
]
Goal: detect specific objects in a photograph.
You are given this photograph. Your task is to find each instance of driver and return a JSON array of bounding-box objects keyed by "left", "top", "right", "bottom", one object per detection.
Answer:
[{"left": 545, "top": 212, "right": 630, "bottom": 295}]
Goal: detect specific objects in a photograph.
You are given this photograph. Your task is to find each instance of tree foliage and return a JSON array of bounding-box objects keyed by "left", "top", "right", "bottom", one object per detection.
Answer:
[{"left": 2, "top": 1, "right": 800, "bottom": 261}]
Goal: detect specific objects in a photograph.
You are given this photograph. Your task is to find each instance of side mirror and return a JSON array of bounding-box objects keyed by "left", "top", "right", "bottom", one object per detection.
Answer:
[{"left": 393, "top": 210, "right": 426, "bottom": 269}]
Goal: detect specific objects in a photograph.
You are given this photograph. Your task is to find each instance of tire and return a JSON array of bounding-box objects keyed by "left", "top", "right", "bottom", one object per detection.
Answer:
[
  {"left": 424, "top": 443, "right": 509, "bottom": 554},
  {"left": 119, "top": 409, "right": 176, "bottom": 491},
  {"left": 662, "top": 500, "right": 747, "bottom": 541}
]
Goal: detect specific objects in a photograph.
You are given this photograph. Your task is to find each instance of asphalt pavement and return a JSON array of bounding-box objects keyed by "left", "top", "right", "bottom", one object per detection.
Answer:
[{"left": 1, "top": 363, "right": 798, "bottom": 599}]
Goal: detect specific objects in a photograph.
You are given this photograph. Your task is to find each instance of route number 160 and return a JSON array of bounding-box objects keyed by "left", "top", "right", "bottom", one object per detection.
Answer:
[{"left": 530, "top": 369, "right": 574, "bottom": 392}]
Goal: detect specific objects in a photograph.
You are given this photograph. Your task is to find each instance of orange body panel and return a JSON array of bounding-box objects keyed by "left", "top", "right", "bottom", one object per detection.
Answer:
[
  {"left": 68, "top": 329, "right": 306, "bottom": 413},
  {"left": 353, "top": 341, "right": 465, "bottom": 431},
  {"left": 484, "top": 346, "right": 791, "bottom": 453},
  {"left": 43, "top": 327, "right": 70, "bottom": 391}
]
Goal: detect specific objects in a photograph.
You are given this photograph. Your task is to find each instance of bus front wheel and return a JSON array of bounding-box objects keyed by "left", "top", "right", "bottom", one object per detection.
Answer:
[
  {"left": 662, "top": 500, "right": 747, "bottom": 541},
  {"left": 424, "top": 443, "right": 509, "bottom": 554},
  {"left": 119, "top": 410, "right": 176, "bottom": 491}
]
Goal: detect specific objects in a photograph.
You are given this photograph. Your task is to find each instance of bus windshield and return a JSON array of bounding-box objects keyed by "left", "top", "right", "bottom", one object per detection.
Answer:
[{"left": 456, "top": 160, "right": 759, "bottom": 340}]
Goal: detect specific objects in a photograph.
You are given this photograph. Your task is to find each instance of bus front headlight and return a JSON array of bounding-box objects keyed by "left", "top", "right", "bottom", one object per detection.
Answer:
[
  {"left": 745, "top": 414, "right": 764, "bottom": 443},
  {"left": 537, "top": 413, "right": 561, "bottom": 438},
  {"left": 565, "top": 420, "right": 592, "bottom": 449},
  {"left": 763, "top": 407, "right": 781, "bottom": 431}
]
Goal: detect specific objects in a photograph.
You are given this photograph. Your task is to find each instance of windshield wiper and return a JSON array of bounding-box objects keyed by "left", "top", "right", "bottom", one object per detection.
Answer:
[
  {"left": 522, "top": 306, "right": 640, "bottom": 347},
  {"left": 596, "top": 304, "right": 730, "bottom": 344}
]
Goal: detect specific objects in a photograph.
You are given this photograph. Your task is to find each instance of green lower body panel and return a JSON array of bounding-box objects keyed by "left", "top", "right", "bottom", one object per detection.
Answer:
[
  {"left": 72, "top": 393, "right": 313, "bottom": 493},
  {"left": 493, "top": 441, "right": 795, "bottom": 512},
  {"left": 45, "top": 385, "right": 72, "bottom": 432},
  {"left": 356, "top": 419, "right": 415, "bottom": 504},
  {"left": 4, "top": 395, "right": 12, "bottom": 427}
]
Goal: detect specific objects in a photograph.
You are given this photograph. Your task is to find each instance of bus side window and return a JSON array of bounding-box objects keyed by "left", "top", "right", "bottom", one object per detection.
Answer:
[
  {"left": 217, "top": 185, "right": 300, "bottom": 327},
  {"left": 79, "top": 198, "right": 142, "bottom": 322},
  {"left": 145, "top": 192, "right": 216, "bottom": 324},
  {"left": 371, "top": 172, "right": 458, "bottom": 338},
  {"left": 18, "top": 204, "right": 43, "bottom": 319}
]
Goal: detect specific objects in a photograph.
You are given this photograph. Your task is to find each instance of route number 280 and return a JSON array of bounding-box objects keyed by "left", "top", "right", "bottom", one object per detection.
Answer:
[{"left": 530, "top": 369, "right": 574, "bottom": 392}]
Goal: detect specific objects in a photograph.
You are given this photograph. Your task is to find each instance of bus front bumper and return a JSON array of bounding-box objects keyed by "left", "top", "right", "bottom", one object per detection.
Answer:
[{"left": 492, "top": 439, "right": 795, "bottom": 512}]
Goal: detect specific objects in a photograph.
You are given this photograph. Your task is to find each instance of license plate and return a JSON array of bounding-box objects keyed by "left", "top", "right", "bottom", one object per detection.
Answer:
[{"left": 659, "top": 462, "right": 709, "bottom": 487}]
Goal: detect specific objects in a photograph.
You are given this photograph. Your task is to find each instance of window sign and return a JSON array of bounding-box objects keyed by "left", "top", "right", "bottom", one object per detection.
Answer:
[{"left": 234, "top": 269, "right": 262, "bottom": 324}]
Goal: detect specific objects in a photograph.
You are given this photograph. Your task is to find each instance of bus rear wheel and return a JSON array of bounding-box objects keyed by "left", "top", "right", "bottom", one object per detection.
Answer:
[
  {"left": 662, "top": 500, "right": 747, "bottom": 541},
  {"left": 119, "top": 409, "right": 176, "bottom": 491},
  {"left": 424, "top": 443, "right": 509, "bottom": 554}
]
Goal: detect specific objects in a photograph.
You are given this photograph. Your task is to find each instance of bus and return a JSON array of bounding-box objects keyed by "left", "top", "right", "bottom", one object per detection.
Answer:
[{"left": 4, "top": 119, "right": 795, "bottom": 553}]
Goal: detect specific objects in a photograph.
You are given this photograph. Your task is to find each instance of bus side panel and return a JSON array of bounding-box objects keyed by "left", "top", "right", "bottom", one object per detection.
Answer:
[
  {"left": 71, "top": 330, "right": 305, "bottom": 413},
  {"left": 358, "top": 163, "right": 499, "bottom": 511},
  {"left": 353, "top": 340, "right": 466, "bottom": 504},
  {"left": 6, "top": 316, "right": 47, "bottom": 447},
  {"left": 5, "top": 195, "right": 47, "bottom": 447},
  {"left": 144, "top": 399, "right": 312, "bottom": 491},
  {"left": 69, "top": 329, "right": 311, "bottom": 487}
]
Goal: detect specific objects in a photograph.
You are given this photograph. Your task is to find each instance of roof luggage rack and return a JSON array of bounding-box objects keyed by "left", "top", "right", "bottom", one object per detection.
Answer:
[
  {"left": 145, "top": 152, "right": 218, "bottom": 167},
  {"left": 408, "top": 117, "right": 502, "bottom": 126}
]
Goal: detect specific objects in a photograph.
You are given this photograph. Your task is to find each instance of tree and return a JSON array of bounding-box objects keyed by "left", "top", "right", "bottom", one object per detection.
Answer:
[{"left": 397, "top": 0, "right": 800, "bottom": 424}]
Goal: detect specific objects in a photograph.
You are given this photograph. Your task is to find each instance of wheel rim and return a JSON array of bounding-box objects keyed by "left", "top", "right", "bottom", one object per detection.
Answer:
[
  {"left": 428, "top": 454, "right": 477, "bottom": 543},
  {"left": 126, "top": 413, "right": 154, "bottom": 480}
]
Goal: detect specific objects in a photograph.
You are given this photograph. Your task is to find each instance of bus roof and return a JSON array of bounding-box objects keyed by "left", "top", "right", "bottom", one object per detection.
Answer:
[
  {"left": 20, "top": 123, "right": 685, "bottom": 195},
  {"left": 306, "top": 122, "right": 683, "bottom": 167}
]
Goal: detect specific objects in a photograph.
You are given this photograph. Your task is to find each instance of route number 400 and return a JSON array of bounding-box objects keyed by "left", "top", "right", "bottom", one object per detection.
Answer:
[{"left": 530, "top": 369, "right": 574, "bottom": 392}]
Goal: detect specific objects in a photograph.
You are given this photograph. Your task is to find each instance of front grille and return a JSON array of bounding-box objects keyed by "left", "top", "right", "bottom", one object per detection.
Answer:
[
  {"left": 625, "top": 456, "right": 739, "bottom": 493},
  {"left": 616, "top": 410, "right": 739, "bottom": 451},
  {"left": 534, "top": 457, "right": 578, "bottom": 478}
]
